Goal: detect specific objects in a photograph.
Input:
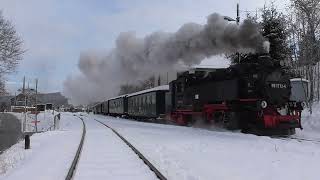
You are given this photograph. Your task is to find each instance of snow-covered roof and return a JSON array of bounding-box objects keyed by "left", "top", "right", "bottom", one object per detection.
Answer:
[
  {"left": 290, "top": 78, "right": 309, "bottom": 83},
  {"left": 91, "top": 102, "right": 102, "bottom": 107},
  {"left": 127, "top": 85, "right": 169, "bottom": 97},
  {"left": 108, "top": 94, "right": 127, "bottom": 101}
]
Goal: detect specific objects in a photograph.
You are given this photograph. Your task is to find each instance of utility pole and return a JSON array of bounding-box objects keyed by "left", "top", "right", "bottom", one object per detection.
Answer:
[
  {"left": 22, "top": 76, "right": 25, "bottom": 95},
  {"left": 236, "top": 3, "right": 241, "bottom": 64},
  {"left": 23, "top": 76, "right": 26, "bottom": 132},
  {"left": 35, "top": 78, "right": 38, "bottom": 132},
  {"left": 158, "top": 75, "right": 161, "bottom": 86},
  {"left": 236, "top": 3, "right": 240, "bottom": 25},
  {"left": 14, "top": 92, "right": 16, "bottom": 106}
]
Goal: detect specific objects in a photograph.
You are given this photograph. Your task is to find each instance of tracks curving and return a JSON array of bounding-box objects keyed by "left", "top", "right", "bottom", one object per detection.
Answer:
[
  {"left": 94, "top": 119, "right": 167, "bottom": 180},
  {"left": 65, "top": 116, "right": 86, "bottom": 180}
]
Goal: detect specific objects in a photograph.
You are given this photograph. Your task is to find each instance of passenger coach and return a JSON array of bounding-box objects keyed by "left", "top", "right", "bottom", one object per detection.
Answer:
[
  {"left": 108, "top": 95, "right": 127, "bottom": 116},
  {"left": 127, "top": 85, "right": 169, "bottom": 119}
]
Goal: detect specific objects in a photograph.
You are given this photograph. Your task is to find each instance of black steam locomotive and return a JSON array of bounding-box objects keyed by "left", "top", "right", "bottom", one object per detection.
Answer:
[
  {"left": 93, "top": 55, "right": 308, "bottom": 135},
  {"left": 170, "top": 55, "right": 307, "bottom": 135}
]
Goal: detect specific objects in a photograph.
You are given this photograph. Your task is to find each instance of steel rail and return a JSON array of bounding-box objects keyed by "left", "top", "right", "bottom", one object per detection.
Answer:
[
  {"left": 94, "top": 119, "right": 167, "bottom": 180},
  {"left": 65, "top": 116, "right": 86, "bottom": 180}
]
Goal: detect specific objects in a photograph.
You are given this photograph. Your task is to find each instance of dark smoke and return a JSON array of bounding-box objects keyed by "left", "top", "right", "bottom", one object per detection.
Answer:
[{"left": 63, "top": 13, "right": 268, "bottom": 105}]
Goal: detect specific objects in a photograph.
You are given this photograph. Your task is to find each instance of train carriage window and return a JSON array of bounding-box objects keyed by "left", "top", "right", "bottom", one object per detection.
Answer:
[
  {"left": 152, "top": 93, "right": 156, "bottom": 104},
  {"left": 132, "top": 98, "right": 134, "bottom": 107},
  {"left": 149, "top": 94, "right": 152, "bottom": 105},
  {"left": 145, "top": 95, "right": 147, "bottom": 104},
  {"left": 135, "top": 97, "right": 137, "bottom": 107},
  {"left": 146, "top": 95, "right": 148, "bottom": 105},
  {"left": 142, "top": 95, "right": 145, "bottom": 105},
  {"left": 136, "top": 97, "right": 138, "bottom": 106},
  {"left": 141, "top": 96, "right": 143, "bottom": 106}
]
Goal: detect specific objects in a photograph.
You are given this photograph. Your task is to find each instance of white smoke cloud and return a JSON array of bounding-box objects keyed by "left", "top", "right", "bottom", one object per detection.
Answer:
[{"left": 63, "top": 13, "right": 267, "bottom": 105}]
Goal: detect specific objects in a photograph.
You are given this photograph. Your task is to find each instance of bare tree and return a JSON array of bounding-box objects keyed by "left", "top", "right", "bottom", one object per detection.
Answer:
[
  {"left": 118, "top": 76, "right": 156, "bottom": 95},
  {"left": 0, "top": 79, "right": 7, "bottom": 95},
  {"left": 290, "top": 0, "right": 320, "bottom": 113},
  {"left": 0, "top": 11, "right": 24, "bottom": 94}
]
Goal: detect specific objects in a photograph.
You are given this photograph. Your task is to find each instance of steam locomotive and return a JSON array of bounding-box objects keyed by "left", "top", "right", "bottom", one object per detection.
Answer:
[{"left": 92, "top": 55, "right": 308, "bottom": 135}]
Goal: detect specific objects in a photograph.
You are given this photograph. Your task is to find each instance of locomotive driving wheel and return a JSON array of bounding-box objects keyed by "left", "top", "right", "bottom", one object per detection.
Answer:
[{"left": 223, "top": 112, "right": 240, "bottom": 130}]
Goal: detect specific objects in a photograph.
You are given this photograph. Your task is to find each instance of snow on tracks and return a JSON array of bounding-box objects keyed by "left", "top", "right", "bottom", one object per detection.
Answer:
[
  {"left": 65, "top": 116, "right": 86, "bottom": 180},
  {"left": 94, "top": 119, "right": 167, "bottom": 180},
  {"left": 73, "top": 116, "right": 158, "bottom": 180}
]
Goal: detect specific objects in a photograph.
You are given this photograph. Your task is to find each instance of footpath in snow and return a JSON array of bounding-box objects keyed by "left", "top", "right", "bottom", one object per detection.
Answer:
[
  {"left": 91, "top": 113, "right": 320, "bottom": 180},
  {"left": 74, "top": 116, "right": 157, "bottom": 180},
  {"left": 0, "top": 113, "right": 82, "bottom": 180}
]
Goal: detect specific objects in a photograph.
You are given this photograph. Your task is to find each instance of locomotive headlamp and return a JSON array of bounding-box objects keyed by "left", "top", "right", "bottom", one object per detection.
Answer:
[
  {"left": 301, "top": 102, "right": 307, "bottom": 108},
  {"left": 261, "top": 101, "right": 268, "bottom": 109}
]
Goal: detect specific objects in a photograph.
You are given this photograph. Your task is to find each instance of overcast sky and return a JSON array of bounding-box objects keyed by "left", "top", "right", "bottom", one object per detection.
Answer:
[{"left": 0, "top": 0, "right": 289, "bottom": 95}]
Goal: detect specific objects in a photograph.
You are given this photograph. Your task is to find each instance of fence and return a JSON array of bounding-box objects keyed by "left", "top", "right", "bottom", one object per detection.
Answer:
[
  {"left": 292, "top": 62, "right": 320, "bottom": 102},
  {"left": 47, "top": 113, "right": 61, "bottom": 131}
]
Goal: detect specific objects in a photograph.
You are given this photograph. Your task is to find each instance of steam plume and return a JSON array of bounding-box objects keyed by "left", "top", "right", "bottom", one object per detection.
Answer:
[{"left": 63, "top": 13, "right": 268, "bottom": 105}]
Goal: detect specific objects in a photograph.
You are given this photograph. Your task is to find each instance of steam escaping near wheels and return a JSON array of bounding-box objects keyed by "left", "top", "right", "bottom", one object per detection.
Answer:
[{"left": 63, "top": 13, "right": 269, "bottom": 105}]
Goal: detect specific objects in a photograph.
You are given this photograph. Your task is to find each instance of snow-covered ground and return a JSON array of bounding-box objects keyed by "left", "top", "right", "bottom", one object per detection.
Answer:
[
  {"left": 0, "top": 105, "right": 319, "bottom": 180},
  {"left": 296, "top": 103, "right": 320, "bottom": 139},
  {"left": 74, "top": 116, "right": 157, "bottom": 180},
  {"left": 0, "top": 113, "right": 82, "bottom": 180},
  {"left": 91, "top": 109, "right": 320, "bottom": 180}
]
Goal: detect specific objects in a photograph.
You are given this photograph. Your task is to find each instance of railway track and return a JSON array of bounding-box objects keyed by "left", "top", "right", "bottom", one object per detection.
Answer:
[
  {"left": 65, "top": 116, "right": 86, "bottom": 180},
  {"left": 94, "top": 119, "right": 167, "bottom": 180},
  {"left": 286, "top": 136, "right": 320, "bottom": 143},
  {"left": 66, "top": 114, "right": 166, "bottom": 180},
  {"left": 272, "top": 135, "right": 320, "bottom": 144}
]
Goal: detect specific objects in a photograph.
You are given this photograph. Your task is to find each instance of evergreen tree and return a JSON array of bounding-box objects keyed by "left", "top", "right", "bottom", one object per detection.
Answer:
[
  {"left": 261, "top": 3, "right": 290, "bottom": 61},
  {"left": 230, "top": 3, "right": 290, "bottom": 64}
]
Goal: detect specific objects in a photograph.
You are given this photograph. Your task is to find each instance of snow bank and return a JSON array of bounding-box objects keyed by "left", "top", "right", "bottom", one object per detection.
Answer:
[
  {"left": 301, "top": 103, "right": 320, "bottom": 131},
  {"left": 295, "top": 102, "right": 320, "bottom": 139}
]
